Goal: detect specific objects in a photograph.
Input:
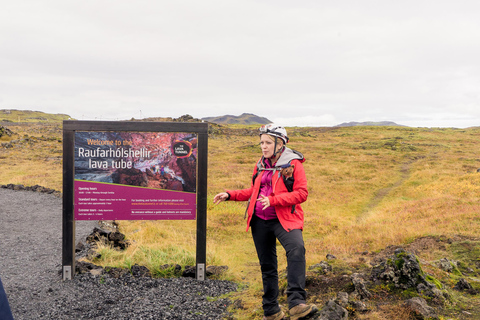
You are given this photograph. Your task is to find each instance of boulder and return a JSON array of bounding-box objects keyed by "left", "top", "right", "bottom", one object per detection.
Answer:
[
  {"left": 75, "top": 261, "right": 104, "bottom": 275},
  {"left": 206, "top": 265, "right": 228, "bottom": 277},
  {"left": 130, "top": 264, "right": 151, "bottom": 277},
  {"left": 75, "top": 241, "right": 85, "bottom": 253},
  {"left": 317, "top": 299, "right": 348, "bottom": 320},
  {"left": 372, "top": 249, "right": 426, "bottom": 290},
  {"left": 106, "top": 267, "right": 130, "bottom": 279},
  {"left": 391, "top": 249, "right": 423, "bottom": 289},
  {"left": 86, "top": 227, "right": 110, "bottom": 243},
  {"left": 404, "top": 297, "right": 438, "bottom": 320},
  {"left": 453, "top": 278, "right": 477, "bottom": 294},
  {"left": 86, "top": 227, "right": 129, "bottom": 250},
  {"left": 351, "top": 273, "right": 372, "bottom": 300},
  {"left": 416, "top": 283, "right": 446, "bottom": 304},
  {"left": 182, "top": 266, "right": 196, "bottom": 278},
  {"left": 437, "top": 258, "right": 457, "bottom": 273},
  {"left": 0, "top": 125, "right": 13, "bottom": 138},
  {"left": 371, "top": 248, "right": 450, "bottom": 305},
  {"left": 334, "top": 292, "right": 349, "bottom": 308},
  {"left": 309, "top": 261, "right": 333, "bottom": 274},
  {"left": 326, "top": 253, "right": 337, "bottom": 260}
]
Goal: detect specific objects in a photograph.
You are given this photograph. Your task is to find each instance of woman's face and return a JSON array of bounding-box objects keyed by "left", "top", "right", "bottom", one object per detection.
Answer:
[{"left": 260, "top": 134, "right": 283, "bottom": 158}]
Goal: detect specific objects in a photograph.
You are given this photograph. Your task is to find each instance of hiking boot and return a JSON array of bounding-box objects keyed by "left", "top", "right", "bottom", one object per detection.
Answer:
[
  {"left": 289, "top": 303, "right": 318, "bottom": 320},
  {"left": 263, "top": 310, "right": 285, "bottom": 320}
]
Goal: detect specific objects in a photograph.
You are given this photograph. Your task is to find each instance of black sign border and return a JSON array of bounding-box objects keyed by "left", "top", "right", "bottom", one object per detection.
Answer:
[{"left": 63, "top": 120, "right": 208, "bottom": 280}]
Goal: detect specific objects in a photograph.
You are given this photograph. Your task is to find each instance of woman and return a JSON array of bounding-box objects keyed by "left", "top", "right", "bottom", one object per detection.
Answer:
[{"left": 213, "top": 124, "right": 317, "bottom": 320}]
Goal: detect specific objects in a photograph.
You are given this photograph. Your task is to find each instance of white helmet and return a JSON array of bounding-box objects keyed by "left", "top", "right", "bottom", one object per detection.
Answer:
[{"left": 259, "top": 124, "right": 289, "bottom": 144}]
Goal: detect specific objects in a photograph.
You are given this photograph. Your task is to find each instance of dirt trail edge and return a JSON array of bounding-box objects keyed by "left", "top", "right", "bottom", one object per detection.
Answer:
[{"left": 356, "top": 157, "right": 418, "bottom": 222}]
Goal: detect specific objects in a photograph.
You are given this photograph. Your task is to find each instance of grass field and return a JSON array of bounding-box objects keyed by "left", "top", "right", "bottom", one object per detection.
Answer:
[{"left": 1, "top": 113, "right": 480, "bottom": 319}]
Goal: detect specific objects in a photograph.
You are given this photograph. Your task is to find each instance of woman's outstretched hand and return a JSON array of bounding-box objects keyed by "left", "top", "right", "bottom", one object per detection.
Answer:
[{"left": 213, "top": 192, "right": 229, "bottom": 204}]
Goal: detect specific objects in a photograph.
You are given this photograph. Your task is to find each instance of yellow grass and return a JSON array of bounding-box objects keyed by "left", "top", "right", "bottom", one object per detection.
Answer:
[
  {"left": 2, "top": 120, "right": 480, "bottom": 319},
  {"left": 0, "top": 123, "right": 63, "bottom": 190}
]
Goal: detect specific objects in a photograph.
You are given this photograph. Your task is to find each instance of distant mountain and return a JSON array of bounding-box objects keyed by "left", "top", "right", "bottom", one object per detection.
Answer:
[
  {"left": 335, "top": 121, "right": 406, "bottom": 127},
  {"left": 201, "top": 113, "right": 272, "bottom": 125}
]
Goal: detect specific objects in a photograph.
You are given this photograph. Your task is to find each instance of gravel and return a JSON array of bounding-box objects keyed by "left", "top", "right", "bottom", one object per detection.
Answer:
[{"left": 0, "top": 188, "right": 237, "bottom": 319}]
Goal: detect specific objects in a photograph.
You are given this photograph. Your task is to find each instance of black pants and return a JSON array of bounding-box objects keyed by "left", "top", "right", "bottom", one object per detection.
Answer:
[
  {"left": 0, "top": 277, "right": 14, "bottom": 320},
  {"left": 250, "top": 215, "right": 307, "bottom": 316}
]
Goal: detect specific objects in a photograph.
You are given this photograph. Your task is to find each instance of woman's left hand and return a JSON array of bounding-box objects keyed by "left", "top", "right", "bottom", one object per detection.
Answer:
[{"left": 257, "top": 195, "right": 270, "bottom": 210}]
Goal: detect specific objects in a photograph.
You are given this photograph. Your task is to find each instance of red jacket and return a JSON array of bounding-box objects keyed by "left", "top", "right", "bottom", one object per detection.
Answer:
[{"left": 227, "top": 148, "right": 308, "bottom": 232}]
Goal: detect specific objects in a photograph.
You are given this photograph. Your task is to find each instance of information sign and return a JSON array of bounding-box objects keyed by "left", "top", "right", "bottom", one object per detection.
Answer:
[
  {"left": 74, "top": 131, "right": 197, "bottom": 220},
  {"left": 62, "top": 121, "right": 208, "bottom": 281}
]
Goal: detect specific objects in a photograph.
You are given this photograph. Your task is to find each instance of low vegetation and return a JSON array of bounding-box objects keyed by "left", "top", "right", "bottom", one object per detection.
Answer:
[{"left": 1, "top": 110, "right": 480, "bottom": 319}]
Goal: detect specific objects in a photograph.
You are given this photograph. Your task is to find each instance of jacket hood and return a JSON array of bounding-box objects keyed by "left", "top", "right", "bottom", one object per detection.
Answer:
[{"left": 273, "top": 147, "right": 305, "bottom": 167}]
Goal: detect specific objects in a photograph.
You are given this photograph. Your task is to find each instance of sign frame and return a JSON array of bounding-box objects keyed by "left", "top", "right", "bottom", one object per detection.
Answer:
[{"left": 62, "top": 120, "right": 208, "bottom": 280}]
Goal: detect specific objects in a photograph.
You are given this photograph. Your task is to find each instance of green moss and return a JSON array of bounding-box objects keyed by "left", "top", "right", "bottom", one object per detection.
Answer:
[
  {"left": 451, "top": 263, "right": 463, "bottom": 277},
  {"left": 425, "top": 275, "right": 443, "bottom": 290},
  {"left": 392, "top": 251, "right": 411, "bottom": 270},
  {"left": 371, "top": 283, "right": 396, "bottom": 293},
  {"left": 401, "top": 288, "right": 419, "bottom": 299},
  {"left": 395, "top": 257, "right": 405, "bottom": 270}
]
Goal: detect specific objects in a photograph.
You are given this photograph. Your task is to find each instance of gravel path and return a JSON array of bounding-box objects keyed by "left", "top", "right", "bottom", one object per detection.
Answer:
[{"left": 0, "top": 188, "right": 237, "bottom": 319}]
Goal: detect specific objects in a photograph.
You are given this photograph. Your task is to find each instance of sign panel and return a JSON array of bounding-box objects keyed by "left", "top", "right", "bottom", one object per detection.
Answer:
[
  {"left": 63, "top": 120, "right": 208, "bottom": 281},
  {"left": 74, "top": 131, "right": 197, "bottom": 220}
]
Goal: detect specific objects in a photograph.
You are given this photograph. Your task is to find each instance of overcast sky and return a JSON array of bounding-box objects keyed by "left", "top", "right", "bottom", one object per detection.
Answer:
[{"left": 1, "top": 1, "right": 480, "bottom": 127}]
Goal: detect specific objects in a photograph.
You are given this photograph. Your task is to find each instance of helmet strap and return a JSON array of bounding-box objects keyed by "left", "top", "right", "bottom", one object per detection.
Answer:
[
  {"left": 270, "top": 137, "right": 284, "bottom": 159},
  {"left": 273, "top": 137, "right": 278, "bottom": 157}
]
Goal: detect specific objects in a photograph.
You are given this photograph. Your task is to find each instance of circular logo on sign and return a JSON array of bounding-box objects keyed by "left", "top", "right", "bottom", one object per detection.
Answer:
[{"left": 172, "top": 140, "right": 192, "bottom": 158}]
